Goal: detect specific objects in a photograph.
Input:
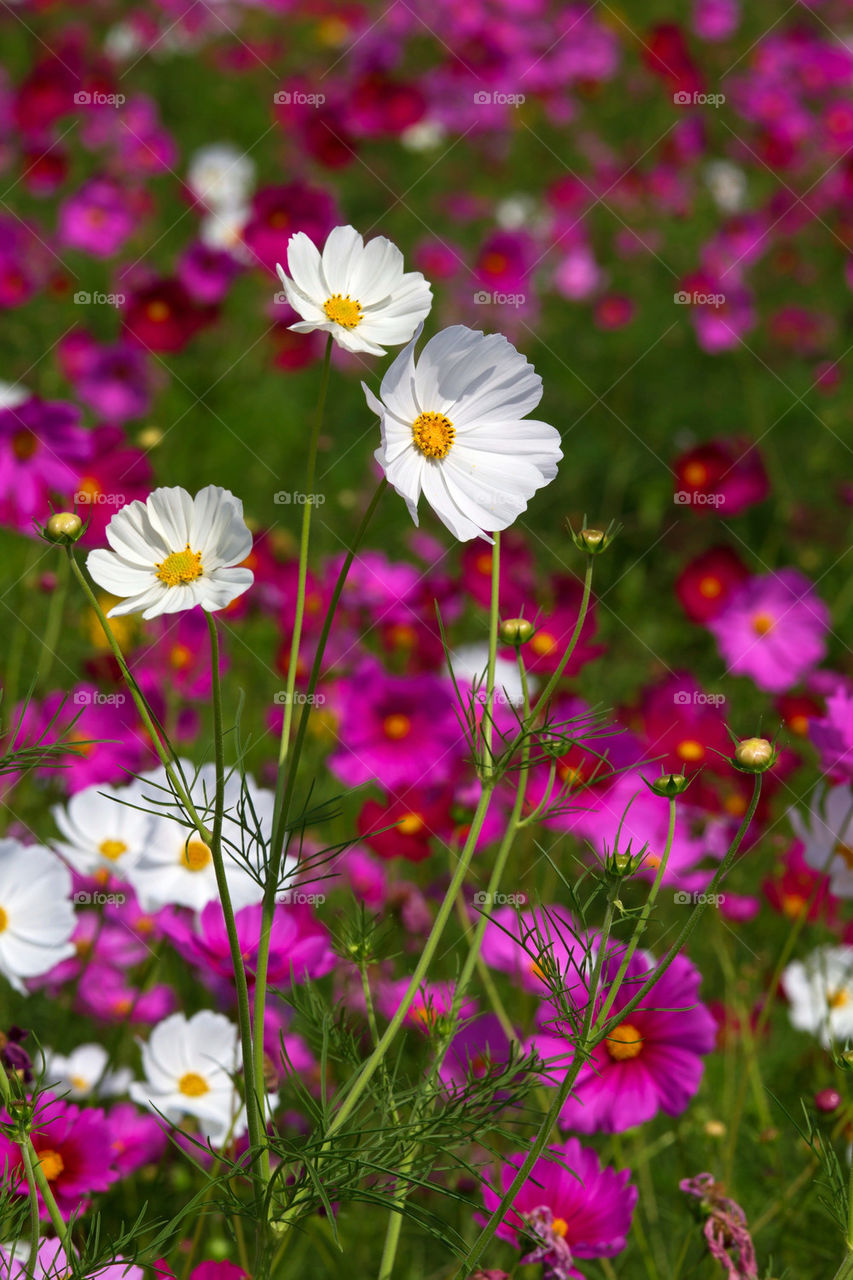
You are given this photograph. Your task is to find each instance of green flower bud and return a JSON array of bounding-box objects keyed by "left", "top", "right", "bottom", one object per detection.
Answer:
[
  {"left": 733, "top": 737, "right": 776, "bottom": 773},
  {"left": 45, "top": 512, "right": 83, "bottom": 543},
  {"left": 499, "top": 617, "right": 534, "bottom": 646},
  {"left": 646, "top": 772, "right": 690, "bottom": 797}
]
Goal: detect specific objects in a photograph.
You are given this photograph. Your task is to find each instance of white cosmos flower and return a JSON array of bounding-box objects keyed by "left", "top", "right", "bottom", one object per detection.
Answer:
[
  {"left": 52, "top": 780, "right": 152, "bottom": 880},
  {"left": 364, "top": 325, "right": 562, "bottom": 542},
  {"left": 0, "top": 841, "right": 75, "bottom": 993},
  {"left": 783, "top": 945, "right": 853, "bottom": 1048},
  {"left": 130, "top": 1010, "right": 252, "bottom": 1145},
  {"left": 86, "top": 485, "right": 253, "bottom": 620},
  {"left": 790, "top": 785, "right": 853, "bottom": 898},
  {"left": 450, "top": 643, "right": 531, "bottom": 707},
  {"left": 275, "top": 224, "right": 432, "bottom": 356},
  {"left": 42, "top": 1043, "right": 132, "bottom": 1099},
  {"left": 124, "top": 762, "right": 282, "bottom": 914},
  {"left": 186, "top": 143, "right": 255, "bottom": 212}
]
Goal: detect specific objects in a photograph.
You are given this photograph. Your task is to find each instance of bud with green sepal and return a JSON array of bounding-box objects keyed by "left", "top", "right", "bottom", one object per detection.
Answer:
[
  {"left": 729, "top": 731, "right": 778, "bottom": 774},
  {"left": 41, "top": 511, "right": 84, "bottom": 544},
  {"left": 644, "top": 771, "right": 692, "bottom": 798},
  {"left": 499, "top": 617, "right": 534, "bottom": 647},
  {"left": 564, "top": 515, "right": 621, "bottom": 555}
]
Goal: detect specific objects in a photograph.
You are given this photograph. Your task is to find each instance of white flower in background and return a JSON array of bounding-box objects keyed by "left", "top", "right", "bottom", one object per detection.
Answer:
[
  {"left": 186, "top": 143, "right": 255, "bottom": 213},
  {"left": 130, "top": 1010, "right": 251, "bottom": 1145},
  {"left": 0, "top": 381, "right": 28, "bottom": 409},
  {"left": 450, "top": 643, "right": 530, "bottom": 707},
  {"left": 783, "top": 945, "right": 853, "bottom": 1047},
  {"left": 495, "top": 194, "right": 538, "bottom": 231},
  {"left": 364, "top": 325, "right": 562, "bottom": 542},
  {"left": 0, "top": 841, "right": 75, "bottom": 993},
  {"left": 41, "top": 1043, "right": 132, "bottom": 1099},
  {"left": 86, "top": 485, "right": 253, "bottom": 620},
  {"left": 124, "top": 762, "right": 281, "bottom": 914},
  {"left": 200, "top": 205, "right": 251, "bottom": 259},
  {"left": 52, "top": 780, "right": 152, "bottom": 880},
  {"left": 276, "top": 224, "right": 432, "bottom": 356},
  {"left": 789, "top": 785, "right": 853, "bottom": 898},
  {"left": 703, "top": 160, "right": 747, "bottom": 214},
  {"left": 401, "top": 120, "right": 446, "bottom": 151}
]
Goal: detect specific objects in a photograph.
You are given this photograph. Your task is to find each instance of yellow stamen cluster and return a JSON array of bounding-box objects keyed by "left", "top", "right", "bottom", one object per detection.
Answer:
[
  {"left": 323, "top": 293, "right": 363, "bottom": 328},
  {"left": 156, "top": 545, "right": 203, "bottom": 588},
  {"left": 412, "top": 411, "right": 455, "bottom": 460},
  {"left": 0, "top": 906, "right": 7, "bottom": 933},
  {"left": 178, "top": 1071, "right": 210, "bottom": 1097},
  {"left": 99, "top": 838, "right": 128, "bottom": 862},
  {"left": 605, "top": 1022, "right": 644, "bottom": 1060},
  {"left": 181, "top": 841, "right": 212, "bottom": 872}
]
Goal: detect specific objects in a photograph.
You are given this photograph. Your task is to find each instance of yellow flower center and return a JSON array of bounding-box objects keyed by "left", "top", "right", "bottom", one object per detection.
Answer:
[
  {"left": 383, "top": 714, "right": 411, "bottom": 740},
  {"left": 38, "top": 1149, "right": 64, "bottom": 1181},
  {"left": 178, "top": 1071, "right": 210, "bottom": 1097},
  {"left": 170, "top": 643, "right": 194, "bottom": 670},
  {"left": 699, "top": 575, "right": 722, "bottom": 599},
  {"left": 828, "top": 987, "right": 850, "bottom": 1010},
  {"left": 752, "top": 611, "right": 775, "bottom": 636},
  {"left": 683, "top": 461, "right": 708, "bottom": 487},
  {"left": 412, "top": 411, "right": 455, "bottom": 460},
  {"left": 551, "top": 1217, "right": 569, "bottom": 1238},
  {"left": 0, "top": 906, "right": 7, "bottom": 933},
  {"left": 99, "top": 838, "right": 128, "bottom": 862},
  {"left": 156, "top": 545, "right": 204, "bottom": 588},
  {"left": 70, "top": 1074, "right": 90, "bottom": 1093},
  {"left": 530, "top": 630, "right": 557, "bottom": 656},
  {"left": 398, "top": 812, "right": 424, "bottom": 835},
  {"left": 677, "top": 739, "right": 705, "bottom": 762},
  {"left": 322, "top": 293, "right": 363, "bottom": 328},
  {"left": 180, "top": 840, "right": 212, "bottom": 872},
  {"left": 605, "top": 1022, "right": 644, "bottom": 1060}
]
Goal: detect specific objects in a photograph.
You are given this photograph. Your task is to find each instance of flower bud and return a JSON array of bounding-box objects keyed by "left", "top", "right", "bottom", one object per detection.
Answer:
[
  {"left": 45, "top": 512, "right": 83, "bottom": 543},
  {"left": 564, "top": 517, "right": 620, "bottom": 555},
  {"left": 814, "top": 1087, "right": 842, "bottom": 1112},
  {"left": 646, "top": 772, "right": 690, "bottom": 797},
  {"left": 733, "top": 737, "right": 776, "bottom": 772},
  {"left": 499, "top": 617, "right": 534, "bottom": 646}
]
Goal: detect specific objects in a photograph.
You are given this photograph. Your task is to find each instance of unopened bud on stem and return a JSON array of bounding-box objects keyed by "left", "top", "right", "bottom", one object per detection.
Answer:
[
  {"left": 499, "top": 617, "right": 534, "bottom": 646},
  {"left": 45, "top": 512, "right": 83, "bottom": 543},
  {"left": 733, "top": 737, "right": 775, "bottom": 772}
]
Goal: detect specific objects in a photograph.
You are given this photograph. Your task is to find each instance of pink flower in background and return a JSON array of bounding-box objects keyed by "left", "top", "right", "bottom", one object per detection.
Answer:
[
  {"left": 241, "top": 181, "right": 339, "bottom": 273},
  {"left": 674, "top": 438, "right": 769, "bottom": 516},
  {"left": 0, "top": 396, "right": 92, "bottom": 529},
  {"left": 481, "top": 905, "right": 592, "bottom": 996},
  {"left": 533, "top": 948, "right": 716, "bottom": 1133},
  {"left": 1, "top": 1240, "right": 142, "bottom": 1280},
  {"left": 71, "top": 342, "right": 152, "bottom": 423},
  {"left": 77, "top": 964, "right": 176, "bottom": 1025},
  {"left": 58, "top": 177, "right": 138, "bottom": 257},
  {"left": 692, "top": 0, "right": 739, "bottom": 41},
  {"left": 177, "top": 241, "right": 243, "bottom": 303},
  {"left": 481, "top": 1138, "right": 636, "bottom": 1277},
  {"left": 108, "top": 1102, "right": 169, "bottom": 1175},
  {"left": 0, "top": 1091, "right": 118, "bottom": 1218},
  {"left": 810, "top": 686, "right": 853, "bottom": 783},
  {"left": 707, "top": 569, "right": 829, "bottom": 692},
  {"left": 75, "top": 425, "right": 154, "bottom": 545}
]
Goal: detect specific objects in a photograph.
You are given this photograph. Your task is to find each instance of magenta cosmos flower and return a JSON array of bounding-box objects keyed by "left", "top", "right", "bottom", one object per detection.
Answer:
[
  {"left": 810, "top": 685, "right": 853, "bottom": 783},
  {"left": 0, "top": 396, "right": 92, "bottom": 530},
  {"left": 707, "top": 569, "right": 829, "bottom": 692},
  {"left": 0, "top": 1091, "right": 118, "bottom": 1218},
  {"left": 328, "top": 657, "right": 464, "bottom": 789},
  {"left": 481, "top": 1138, "right": 636, "bottom": 1279},
  {"left": 532, "top": 947, "right": 716, "bottom": 1134}
]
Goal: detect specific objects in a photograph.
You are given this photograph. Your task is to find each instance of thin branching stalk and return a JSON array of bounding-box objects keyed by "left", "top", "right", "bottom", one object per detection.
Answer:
[{"left": 0, "top": 1067, "right": 72, "bottom": 1256}]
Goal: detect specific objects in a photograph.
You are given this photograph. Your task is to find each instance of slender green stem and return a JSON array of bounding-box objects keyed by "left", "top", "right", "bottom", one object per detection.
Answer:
[
  {"left": 276, "top": 333, "right": 333, "bottom": 773},
  {"left": 592, "top": 797, "right": 676, "bottom": 1032},
  {"left": 205, "top": 616, "right": 263, "bottom": 1180},
  {"left": 377, "top": 1201, "right": 406, "bottom": 1280},
  {"left": 251, "top": 476, "right": 387, "bottom": 1183},
  {"left": 525, "top": 556, "right": 594, "bottom": 723},
  {"left": 20, "top": 1144, "right": 41, "bottom": 1279},
  {"left": 0, "top": 1069, "right": 72, "bottom": 1254}
]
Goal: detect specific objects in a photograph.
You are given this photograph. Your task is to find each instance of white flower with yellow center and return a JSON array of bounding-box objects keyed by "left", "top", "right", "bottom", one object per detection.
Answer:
[
  {"left": 42, "top": 1043, "right": 132, "bottom": 1099},
  {"left": 790, "top": 785, "right": 853, "bottom": 898},
  {"left": 0, "top": 840, "right": 76, "bottom": 993},
  {"left": 364, "top": 325, "right": 562, "bottom": 542},
  {"left": 52, "top": 780, "right": 152, "bottom": 880},
  {"left": 275, "top": 224, "right": 432, "bottom": 356},
  {"left": 783, "top": 945, "right": 853, "bottom": 1047},
  {"left": 86, "top": 485, "right": 254, "bottom": 620},
  {"left": 129, "top": 1010, "right": 249, "bottom": 1145},
  {"left": 124, "top": 762, "right": 279, "bottom": 914}
]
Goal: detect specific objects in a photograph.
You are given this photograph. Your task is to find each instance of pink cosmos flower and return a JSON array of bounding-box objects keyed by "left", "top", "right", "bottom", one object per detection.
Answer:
[
  {"left": 707, "top": 569, "right": 829, "bottom": 692},
  {"left": 72, "top": 343, "right": 152, "bottom": 423},
  {"left": 0, "top": 1091, "right": 118, "bottom": 1219},
  {"left": 77, "top": 964, "right": 176, "bottom": 1025},
  {"left": 673, "top": 438, "right": 768, "bottom": 517},
  {"left": 0, "top": 396, "right": 92, "bottom": 530},
  {"left": 481, "top": 905, "right": 593, "bottom": 997},
  {"left": 241, "top": 181, "right": 339, "bottom": 273},
  {"left": 328, "top": 659, "right": 464, "bottom": 790},
  {"left": 1, "top": 1240, "right": 142, "bottom": 1280},
  {"left": 58, "top": 177, "right": 137, "bottom": 257},
  {"left": 481, "top": 1138, "right": 636, "bottom": 1278},
  {"left": 810, "top": 685, "right": 853, "bottom": 783},
  {"left": 108, "top": 1101, "right": 169, "bottom": 1175},
  {"left": 532, "top": 946, "right": 716, "bottom": 1133}
]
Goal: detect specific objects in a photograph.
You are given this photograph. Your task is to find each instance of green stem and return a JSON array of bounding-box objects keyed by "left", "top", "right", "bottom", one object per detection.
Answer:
[
  {"left": 525, "top": 556, "right": 594, "bottom": 724},
  {"left": 251, "top": 476, "right": 387, "bottom": 1184},
  {"left": 205, "top": 615, "right": 264, "bottom": 1178},
  {"left": 0, "top": 1069, "right": 72, "bottom": 1255},
  {"left": 20, "top": 1144, "right": 42, "bottom": 1279}
]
